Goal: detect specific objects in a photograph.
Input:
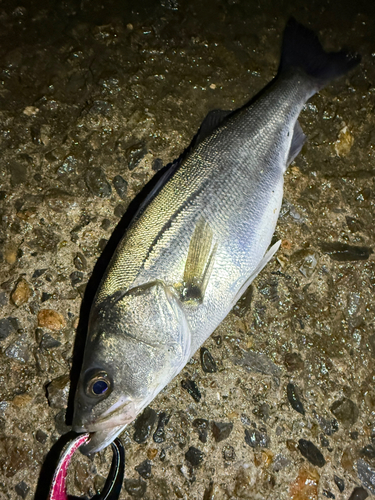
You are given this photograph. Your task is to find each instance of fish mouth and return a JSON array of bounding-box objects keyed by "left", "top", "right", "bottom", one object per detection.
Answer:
[{"left": 77, "top": 398, "right": 136, "bottom": 454}]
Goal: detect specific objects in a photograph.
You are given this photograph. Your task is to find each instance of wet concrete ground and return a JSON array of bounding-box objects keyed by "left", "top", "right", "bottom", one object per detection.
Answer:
[{"left": 1, "top": 0, "right": 375, "bottom": 498}]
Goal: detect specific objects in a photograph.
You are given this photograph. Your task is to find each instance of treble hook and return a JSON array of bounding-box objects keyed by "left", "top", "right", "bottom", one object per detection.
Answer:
[{"left": 48, "top": 434, "right": 125, "bottom": 500}]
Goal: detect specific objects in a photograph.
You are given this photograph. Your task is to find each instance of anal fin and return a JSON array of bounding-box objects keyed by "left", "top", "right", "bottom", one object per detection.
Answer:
[
  {"left": 287, "top": 120, "right": 306, "bottom": 165},
  {"left": 231, "top": 240, "right": 281, "bottom": 308},
  {"left": 182, "top": 218, "right": 217, "bottom": 303}
]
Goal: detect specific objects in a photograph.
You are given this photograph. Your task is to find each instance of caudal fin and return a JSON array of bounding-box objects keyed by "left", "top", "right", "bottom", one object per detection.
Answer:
[{"left": 279, "top": 18, "right": 360, "bottom": 89}]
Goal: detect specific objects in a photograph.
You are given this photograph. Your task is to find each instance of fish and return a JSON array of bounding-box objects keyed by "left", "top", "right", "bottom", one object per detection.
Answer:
[{"left": 72, "top": 18, "right": 360, "bottom": 454}]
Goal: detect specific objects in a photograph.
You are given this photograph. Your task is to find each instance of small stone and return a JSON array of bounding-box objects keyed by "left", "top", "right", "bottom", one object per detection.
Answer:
[
  {"left": 159, "top": 449, "right": 166, "bottom": 461},
  {"left": 320, "top": 242, "right": 372, "bottom": 262},
  {"left": 253, "top": 403, "right": 270, "bottom": 421},
  {"left": 333, "top": 475, "right": 345, "bottom": 492},
  {"left": 11, "top": 279, "right": 32, "bottom": 307},
  {"left": 41, "top": 292, "right": 53, "bottom": 302},
  {"left": 223, "top": 445, "right": 236, "bottom": 463},
  {"left": 147, "top": 448, "right": 158, "bottom": 460},
  {"left": 357, "top": 458, "right": 375, "bottom": 494},
  {"left": 298, "top": 439, "right": 326, "bottom": 467},
  {"left": 212, "top": 421, "right": 233, "bottom": 442},
  {"left": 126, "top": 143, "right": 147, "bottom": 171},
  {"left": 124, "top": 478, "right": 147, "bottom": 498},
  {"left": 101, "top": 218, "right": 111, "bottom": 230},
  {"left": 287, "top": 383, "right": 305, "bottom": 415},
  {"left": 0, "top": 292, "right": 7, "bottom": 306},
  {"left": 5, "top": 335, "right": 30, "bottom": 363},
  {"left": 114, "top": 203, "right": 127, "bottom": 218},
  {"left": 54, "top": 409, "right": 71, "bottom": 435},
  {"left": 15, "top": 481, "right": 29, "bottom": 499},
  {"left": 200, "top": 347, "right": 217, "bottom": 373},
  {"left": 360, "top": 445, "right": 375, "bottom": 462},
  {"left": 334, "top": 125, "right": 354, "bottom": 156},
  {"left": 185, "top": 446, "right": 204, "bottom": 467},
  {"left": 193, "top": 418, "right": 209, "bottom": 443},
  {"left": 73, "top": 252, "right": 87, "bottom": 271},
  {"left": 323, "top": 490, "right": 335, "bottom": 498},
  {"left": 330, "top": 397, "right": 359, "bottom": 427},
  {"left": 153, "top": 412, "right": 170, "bottom": 443},
  {"left": 233, "top": 350, "right": 281, "bottom": 379},
  {"left": 0, "top": 317, "right": 18, "bottom": 341},
  {"left": 273, "top": 454, "right": 290, "bottom": 471},
  {"left": 348, "top": 487, "right": 368, "bottom": 500},
  {"left": 46, "top": 375, "right": 70, "bottom": 409},
  {"left": 289, "top": 466, "right": 320, "bottom": 500},
  {"left": 284, "top": 352, "right": 304, "bottom": 372},
  {"left": 133, "top": 407, "right": 157, "bottom": 444},
  {"left": 244, "top": 428, "right": 269, "bottom": 449},
  {"left": 70, "top": 271, "right": 83, "bottom": 286},
  {"left": 232, "top": 285, "right": 253, "bottom": 317},
  {"left": 38, "top": 309, "right": 66, "bottom": 331},
  {"left": 32, "top": 269, "right": 47, "bottom": 278},
  {"left": 181, "top": 379, "right": 201, "bottom": 402},
  {"left": 113, "top": 175, "right": 128, "bottom": 200},
  {"left": 40, "top": 334, "right": 61, "bottom": 350},
  {"left": 85, "top": 167, "right": 112, "bottom": 198},
  {"left": 98, "top": 239, "right": 108, "bottom": 252},
  {"left": 346, "top": 216, "right": 363, "bottom": 233},
  {"left": 135, "top": 459, "right": 152, "bottom": 479},
  {"left": 314, "top": 412, "right": 339, "bottom": 436},
  {"left": 152, "top": 158, "right": 164, "bottom": 171},
  {"left": 35, "top": 430, "right": 48, "bottom": 444},
  {"left": 341, "top": 445, "right": 357, "bottom": 471}
]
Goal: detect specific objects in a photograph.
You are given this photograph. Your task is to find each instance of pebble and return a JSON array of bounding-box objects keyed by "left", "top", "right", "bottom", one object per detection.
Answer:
[
  {"left": 323, "top": 490, "right": 335, "bottom": 498},
  {"left": 113, "top": 175, "right": 128, "bottom": 200},
  {"left": 147, "top": 448, "right": 158, "bottom": 460},
  {"left": 153, "top": 412, "right": 170, "bottom": 443},
  {"left": 297, "top": 439, "right": 326, "bottom": 468},
  {"left": 133, "top": 407, "right": 157, "bottom": 443},
  {"left": 124, "top": 478, "right": 147, "bottom": 498},
  {"left": 273, "top": 454, "right": 290, "bottom": 471},
  {"left": 38, "top": 309, "right": 66, "bottom": 331},
  {"left": 152, "top": 158, "right": 164, "bottom": 171},
  {"left": 320, "top": 242, "right": 373, "bottom": 261},
  {"left": 11, "top": 279, "right": 32, "bottom": 307},
  {"left": 46, "top": 375, "right": 70, "bottom": 409},
  {"left": 181, "top": 379, "right": 201, "bottom": 402},
  {"left": 244, "top": 428, "right": 269, "bottom": 449},
  {"left": 126, "top": 142, "right": 147, "bottom": 171},
  {"left": 348, "top": 487, "right": 369, "bottom": 500},
  {"left": 5, "top": 335, "right": 30, "bottom": 363},
  {"left": 114, "top": 203, "right": 128, "bottom": 218},
  {"left": 360, "top": 445, "right": 375, "bottom": 462},
  {"left": 185, "top": 446, "right": 204, "bottom": 467},
  {"left": 35, "top": 430, "right": 48, "bottom": 444},
  {"left": 289, "top": 466, "right": 320, "bottom": 500},
  {"left": 73, "top": 252, "right": 87, "bottom": 271},
  {"left": 54, "top": 409, "right": 71, "bottom": 435},
  {"left": 346, "top": 216, "right": 363, "bottom": 233},
  {"left": 212, "top": 421, "right": 233, "bottom": 442},
  {"left": 200, "top": 347, "right": 217, "bottom": 373},
  {"left": 70, "top": 271, "right": 83, "bottom": 286},
  {"left": 101, "top": 218, "right": 111, "bottom": 230},
  {"left": 357, "top": 458, "right": 375, "bottom": 494},
  {"left": 15, "top": 481, "right": 29, "bottom": 499},
  {"left": 222, "top": 445, "right": 236, "bottom": 463},
  {"left": 333, "top": 475, "right": 345, "bottom": 492},
  {"left": 135, "top": 459, "right": 152, "bottom": 479},
  {"left": 232, "top": 285, "right": 253, "bottom": 317},
  {"left": 193, "top": 418, "right": 209, "bottom": 443},
  {"left": 314, "top": 412, "right": 338, "bottom": 435},
  {"left": 330, "top": 397, "right": 359, "bottom": 426},
  {"left": 85, "top": 167, "right": 112, "bottom": 197},
  {"left": 287, "top": 383, "right": 305, "bottom": 415},
  {"left": 32, "top": 269, "right": 47, "bottom": 278},
  {"left": 233, "top": 350, "right": 281, "bottom": 380},
  {"left": 39, "top": 333, "right": 61, "bottom": 350},
  {"left": 0, "top": 317, "right": 18, "bottom": 341}
]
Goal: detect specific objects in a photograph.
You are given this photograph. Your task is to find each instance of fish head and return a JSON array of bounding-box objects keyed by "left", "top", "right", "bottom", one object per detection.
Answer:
[{"left": 72, "top": 280, "right": 191, "bottom": 454}]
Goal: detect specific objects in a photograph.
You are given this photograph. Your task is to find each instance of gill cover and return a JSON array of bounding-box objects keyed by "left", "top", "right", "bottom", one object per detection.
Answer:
[{"left": 73, "top": 280, "right": 191, "bottom": 436}]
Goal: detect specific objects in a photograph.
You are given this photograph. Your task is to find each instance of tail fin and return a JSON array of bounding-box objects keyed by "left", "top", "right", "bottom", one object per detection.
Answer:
[{"left": 279, "top": 18, "right": 360, "bottom": 89}]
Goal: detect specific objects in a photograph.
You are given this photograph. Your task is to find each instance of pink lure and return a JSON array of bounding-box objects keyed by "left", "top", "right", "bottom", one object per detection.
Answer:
[{"left": 48, "top": 433, "right": 90, "bottom": 500}]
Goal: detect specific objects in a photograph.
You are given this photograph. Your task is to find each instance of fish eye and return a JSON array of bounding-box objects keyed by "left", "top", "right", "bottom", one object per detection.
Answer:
[{"left": 85, "top": 370, "right": 112, "bottom": 398}]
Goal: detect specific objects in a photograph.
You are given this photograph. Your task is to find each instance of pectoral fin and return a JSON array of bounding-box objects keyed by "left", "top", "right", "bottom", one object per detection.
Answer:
[
  {"left": 231, "top": 240, "right": 281, "bottom": 308},
  {"left": 182, "top": 218, "right": 217, "bottom": 303},
  {"left": 287, "top": 120, "right": 306, "bottom": 165}
]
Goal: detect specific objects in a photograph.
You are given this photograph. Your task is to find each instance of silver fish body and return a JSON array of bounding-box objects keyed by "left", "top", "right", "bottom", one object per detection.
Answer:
[{"left": 72, "top": 19, "right": 359, "bottom": 454}]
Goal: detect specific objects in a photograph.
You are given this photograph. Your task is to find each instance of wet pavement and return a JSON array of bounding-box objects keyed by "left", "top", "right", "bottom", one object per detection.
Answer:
[{"left": 1, "top": 0, "right": 375, "bottom": 498}]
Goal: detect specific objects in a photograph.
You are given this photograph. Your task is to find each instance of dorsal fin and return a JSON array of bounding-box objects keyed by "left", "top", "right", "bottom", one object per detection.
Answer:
[{"left": 192, "top": 109, "right": 233, "bottom": 147}]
